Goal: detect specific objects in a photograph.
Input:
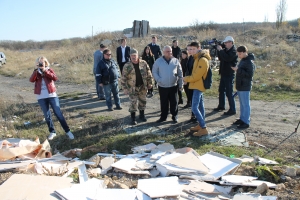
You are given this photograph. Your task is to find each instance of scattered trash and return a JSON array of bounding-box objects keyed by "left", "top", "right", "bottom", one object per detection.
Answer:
[
  {"left": 0, "top": 141, "right": 281, "bottom": 199},
  {"left": 23, "top": 121, "right": 31, "bottom": 126},
  {"left": 254, "top": 142, "right": 267, "bottom": 148},
  {"left": 287, "top": 61, "right": 296, "bottom": 67}
]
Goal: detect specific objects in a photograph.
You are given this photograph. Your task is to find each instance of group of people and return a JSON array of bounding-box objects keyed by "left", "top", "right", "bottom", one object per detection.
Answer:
[{"left": 29, "top": 35, "right": 255, "bottom": 141}]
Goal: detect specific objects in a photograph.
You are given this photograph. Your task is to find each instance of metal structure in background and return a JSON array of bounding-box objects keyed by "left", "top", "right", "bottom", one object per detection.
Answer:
[{"left": 123, "top": 20, "right": 150, "bottom": 38}]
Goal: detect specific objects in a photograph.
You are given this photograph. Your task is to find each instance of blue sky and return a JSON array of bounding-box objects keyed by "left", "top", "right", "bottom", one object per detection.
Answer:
[{"left": 1, "top": 0, "right": 299, "bottom": 41}]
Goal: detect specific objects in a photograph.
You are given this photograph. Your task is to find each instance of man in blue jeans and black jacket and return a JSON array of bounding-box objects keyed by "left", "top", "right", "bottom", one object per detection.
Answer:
[
  {"left": 96, "top": 49, "right": 122, "bottom": 111},
  {"left": 214, "top": 36, "right": 238, "bottom": 115}
]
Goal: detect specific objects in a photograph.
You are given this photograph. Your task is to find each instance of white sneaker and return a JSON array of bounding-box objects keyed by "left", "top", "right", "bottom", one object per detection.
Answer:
[
  {"left": 66, "top": 131, "right": 74, "bottom": 140},
  {"left": 48, "top": 132, "right": 56, "bottom": 140}
]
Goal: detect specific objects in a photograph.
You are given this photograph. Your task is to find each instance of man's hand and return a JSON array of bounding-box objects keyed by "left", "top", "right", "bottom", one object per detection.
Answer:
[
  {"left": 217, "top": 45, "right": 222, "bottom": 51},
  {"left": 231, "top": 66, "right": 238, "bottom": 71},
  {"left": 99, "top": 83, "right": 103, "bottom": 87},
  {"left": 179, "top": 87, "right": 183, "bottom": 91},
  {"left": 147, "top": 84, "right": 153, "bottom": 89}
]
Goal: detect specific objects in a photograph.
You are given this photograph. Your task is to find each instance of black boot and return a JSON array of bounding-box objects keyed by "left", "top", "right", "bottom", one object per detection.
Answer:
[
  {"left": 131, "top": 112, "right": 137, "bottom": 125},
  {"left": 139, "top": 110, "right": 147, "bottom": 122}
]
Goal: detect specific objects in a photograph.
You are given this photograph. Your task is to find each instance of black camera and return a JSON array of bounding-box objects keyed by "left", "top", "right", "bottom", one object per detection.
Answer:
[{"left": 38, "top": 63, "right": 43, "bottom": 67}]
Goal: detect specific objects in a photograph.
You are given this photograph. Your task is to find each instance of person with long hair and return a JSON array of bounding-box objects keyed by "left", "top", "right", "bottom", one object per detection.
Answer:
[
  {"left": 142, "top": 46, "right": 155, "bottom": 97},
  {"left": 29, "top": 56, "right": 74, "bottom": 140},
  {"left": 180, "top": 50, "right": 190, "bottom": 107}
]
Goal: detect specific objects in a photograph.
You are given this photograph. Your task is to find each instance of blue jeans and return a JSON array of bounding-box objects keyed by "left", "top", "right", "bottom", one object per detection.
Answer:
[
  {"left": 237, "top": 91, "right": 251, "bottom": 125},
  {"left": 95, "top": 75, "right": 105, "bottom": 98},
  {"left": 192, "top": 90, "right": 206, "bottom": 128},
  {"left": 38, "top": 97, "right": 70, "bottom": 133},
  {"left": 103, "top": 81, "right": 121, "bottom": 108},
  {"left": 218, "top": 74, "right": 236, "bottom": 111}
]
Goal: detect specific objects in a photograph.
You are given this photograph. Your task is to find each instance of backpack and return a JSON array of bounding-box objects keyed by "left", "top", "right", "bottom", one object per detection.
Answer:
[{"left": 201, "top": 57, "right": 213, "bottom": 89}]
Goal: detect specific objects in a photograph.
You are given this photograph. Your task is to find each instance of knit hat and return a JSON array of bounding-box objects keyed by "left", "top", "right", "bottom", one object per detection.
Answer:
[{"left": 130, "top": 48, "right": 138, "bottom": 55}]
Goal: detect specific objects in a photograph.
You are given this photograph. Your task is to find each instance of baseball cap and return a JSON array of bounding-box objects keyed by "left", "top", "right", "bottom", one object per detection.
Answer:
[{"left": 223, "top": 36, "right": 234, "bottom": 43}]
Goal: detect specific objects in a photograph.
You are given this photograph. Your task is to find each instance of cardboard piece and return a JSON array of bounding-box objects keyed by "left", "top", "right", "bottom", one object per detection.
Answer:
[
  {"left": 55, "top": 178, "right": 105, "bottom": 200},
  {"left": 137, "top": 176, "right": 182, "bottom": 198},
  {"left": 111, "top": 156, "right": 150, "bottom": 175},
  {"left": 0, "top": 138, "right": 51, "bottom": 161},
  {"left": 100, "top": 156, "right": 114, "bottom": 174},
  {"left": 221, "top": 175, "right": 277, "bottom": 188},
  {"left": 166, "top": 151, "right": 209, "bottom": 174},
  {"left": 0, "top": 174, "right": 73, "bottom": 200},
  {"left": 156, "top": 153, "right": 204, "bottom": 177}
]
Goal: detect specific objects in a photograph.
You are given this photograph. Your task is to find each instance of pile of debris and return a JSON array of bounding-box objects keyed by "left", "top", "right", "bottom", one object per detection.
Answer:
[{"left": 0, "top": 138, "right": 286, "bottom": 199}]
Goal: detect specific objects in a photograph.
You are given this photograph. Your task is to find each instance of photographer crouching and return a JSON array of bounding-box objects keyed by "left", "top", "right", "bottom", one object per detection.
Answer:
[{"left": 214, "top": 36, "right": 238, "bottom": 115}]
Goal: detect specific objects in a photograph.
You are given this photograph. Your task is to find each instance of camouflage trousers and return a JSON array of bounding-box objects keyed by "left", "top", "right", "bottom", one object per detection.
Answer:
[{"left": 128, "top": 85, "right": 147, "bottom": 112}]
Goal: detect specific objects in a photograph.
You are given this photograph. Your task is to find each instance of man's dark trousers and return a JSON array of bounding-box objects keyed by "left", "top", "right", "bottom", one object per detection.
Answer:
[
  {"left": 158, "top": 86, "right": 178, "bottom": 119},
  {"left": 218, "top": 74, "right": 236, "bottom": 112}
]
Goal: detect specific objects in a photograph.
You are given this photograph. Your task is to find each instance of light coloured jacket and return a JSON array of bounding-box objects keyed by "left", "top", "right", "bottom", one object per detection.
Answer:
[
  {"left": 185, "top": 50, "right": 211, "bottom": 92},
  {"left": 152, "top": 57, "right": 183, "bottom": 88},
  {"left": 121, "top": 59, "right": 154, "bottom": 94}
]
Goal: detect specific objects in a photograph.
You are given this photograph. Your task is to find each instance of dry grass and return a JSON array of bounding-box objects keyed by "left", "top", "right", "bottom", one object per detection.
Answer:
[{"left": 0, "top": 26, "right": 300, "bottom": 101}]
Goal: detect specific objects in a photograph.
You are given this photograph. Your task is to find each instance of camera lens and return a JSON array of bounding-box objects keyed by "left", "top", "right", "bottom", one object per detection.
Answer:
[{"left": 38, "top": 63, "right": 43, "bottom": 67}]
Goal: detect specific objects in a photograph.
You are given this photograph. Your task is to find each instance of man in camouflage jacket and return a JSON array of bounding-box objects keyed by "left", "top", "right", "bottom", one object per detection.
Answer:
[{"left": 121, "top": 48, "right": 154, "bottom": 125}]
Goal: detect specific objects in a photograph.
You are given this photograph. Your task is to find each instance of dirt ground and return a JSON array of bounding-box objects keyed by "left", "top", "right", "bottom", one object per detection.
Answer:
[{"left": 1, "top": 74, "right": 300, "bottom": 199}]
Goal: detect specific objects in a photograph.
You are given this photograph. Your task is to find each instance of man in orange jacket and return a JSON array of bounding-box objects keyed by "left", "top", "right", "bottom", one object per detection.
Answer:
[{"left": 183, "top": 42, "right": 211, "bottom": 136}]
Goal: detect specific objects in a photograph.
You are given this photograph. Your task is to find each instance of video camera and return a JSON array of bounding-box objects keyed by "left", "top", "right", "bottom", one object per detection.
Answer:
[{"left": 209, "top": 38, "right": 225, "bottom": 49}]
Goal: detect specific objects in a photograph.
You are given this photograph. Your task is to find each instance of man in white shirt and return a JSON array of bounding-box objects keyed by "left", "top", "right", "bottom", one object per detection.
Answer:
[{"left": 116, "top": 38, "right": 131, "bottom": 74}]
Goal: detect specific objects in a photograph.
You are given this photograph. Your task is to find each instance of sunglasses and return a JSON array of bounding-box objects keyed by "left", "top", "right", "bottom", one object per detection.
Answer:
[{"left": 105, "top": 54, "right": 112, "bottom": 56}]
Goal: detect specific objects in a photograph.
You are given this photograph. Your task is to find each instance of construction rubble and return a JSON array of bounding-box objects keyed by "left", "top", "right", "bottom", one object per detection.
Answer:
[{"left": 0, "top": 138, "right": 285, "bottom": 199}]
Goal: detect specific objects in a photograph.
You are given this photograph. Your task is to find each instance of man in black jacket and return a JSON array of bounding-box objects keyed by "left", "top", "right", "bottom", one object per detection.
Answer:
[
  {"left": 171, "top": 40, "right": 181, "bottom": 59},
  {"left": 116, "top": 38, "right": 130, "bottom": 74},
  {"left": 215, "top": 36, "right": 238, "bottom": 115},
  {"left": 148, "top": 36, "right": 162, "bottom": 60},
  {"left": 231, "top": 46, "right": 255, "bottom": 128},
  {"left": 96, "top": 49, "right": 122, "bottom": 111}
]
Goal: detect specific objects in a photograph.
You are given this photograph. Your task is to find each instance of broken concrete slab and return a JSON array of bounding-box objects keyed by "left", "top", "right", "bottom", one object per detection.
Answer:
[
  {"left": 137, "top": 176, "right": 182, "bottom": 198},
  {"left": 111, "top": 156, "right": 150, "bottom": 175},
  {"left": 132, "top": 143, "right": 156, "bottom": 153},
  {"left": 199, "top": 152, "right": 242, "bottom": 180},
  {"left": 78, "top": 163, "right": 89, "bottom": 183},
  {"left": 100, "top": 156, "right": 114, "bottom": 175},
  {"left": 286, "top": 167, "right": 297, "bottom": 177},
  {"left": 152, "top": 143, "right": 174, "bottom": 153},
  {"left": 233, "top": 193, "right": 277, "bottom": 200},
  {"left": 97, "top": 153, "right": 126, "bottom": 159},
  {"left": 257, "top": 157, "right": 279, "bottom": 165},
  {"left": 221, "top": 175, "right": 277, "bottom": 188},
  {"left": 55, "top": 178, "right": 105, "bottom": 200},
  {"left": 0, "top": 174, "right": 73, "bottom": 200}
]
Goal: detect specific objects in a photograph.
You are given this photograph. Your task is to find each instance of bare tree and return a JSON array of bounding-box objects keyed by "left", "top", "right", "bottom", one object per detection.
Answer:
[{"left": 275, "top": 0, "right": 287, "bottom": 29}]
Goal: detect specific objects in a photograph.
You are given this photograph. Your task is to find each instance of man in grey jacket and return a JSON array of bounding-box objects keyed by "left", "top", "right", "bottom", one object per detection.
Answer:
[
  {"left": 152, "top": 46, "right": 183, "bottom": 123},
  {"left": 93, "top": 44, "right": 107, "bottom": 100}
]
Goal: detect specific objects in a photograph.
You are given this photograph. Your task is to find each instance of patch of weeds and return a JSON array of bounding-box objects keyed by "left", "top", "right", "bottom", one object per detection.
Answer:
[
  {"left": 282, "top": 118, "right": 288, "bottom": 122},
  {"left": 92, "top": 115, "right": 113, "bottom": 123},
  {"left": 68, "top": 168, "right": 79, "bottom": 183},
  {"left": 275, "top": 157, "right": 284, "bottom": 164},
  {"left": 256, "top": 165, "right": 280, "bottom": 183}
]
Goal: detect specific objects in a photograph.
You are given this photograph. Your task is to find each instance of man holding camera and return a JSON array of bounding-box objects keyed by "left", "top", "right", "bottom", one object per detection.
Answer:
[
  {"left": 121, "top": 49, "right": 154, "bottom": 125},
  {"left": 96, "top": 49, "right": 122, "bottom": 111},
  {"left": 214, "top": 36, "right": 238, "bottom": 115}
]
